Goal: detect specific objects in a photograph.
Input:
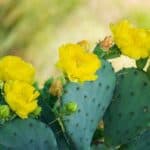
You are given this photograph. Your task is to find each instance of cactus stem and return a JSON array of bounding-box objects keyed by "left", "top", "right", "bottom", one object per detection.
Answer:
[{"left": 48, "top": 118, "right": 59, "bottom": 125}]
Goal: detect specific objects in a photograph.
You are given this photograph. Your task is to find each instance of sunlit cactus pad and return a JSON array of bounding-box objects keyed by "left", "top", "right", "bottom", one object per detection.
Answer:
[{"left": 62, "top": 60, "right": 116, "bottom": 150}]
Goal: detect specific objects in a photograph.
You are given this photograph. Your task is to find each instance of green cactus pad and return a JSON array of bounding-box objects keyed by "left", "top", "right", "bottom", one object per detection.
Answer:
[
  {"left": 104, "top": 68, "right": 150, "bottom": 147},
  {"left": 121, "top": 130, "right": 150, "bottom": 150},
  {"left": 62, "top": 60, "right": 116, "bottom": 150},
  {"left": 0, "top": 118, "right": 58, "bottom": 150}
]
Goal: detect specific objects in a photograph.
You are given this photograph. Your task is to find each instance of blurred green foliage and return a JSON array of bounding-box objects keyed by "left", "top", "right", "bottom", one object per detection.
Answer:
[
  {"left": 0, "top": 0, "right": 81, "bottom": 56},
  {"left": 127, "top": 9, "right": 150, "bottom": 29},
  {"left": 0, "top": 0, "right": 149, "bottom": 82}
]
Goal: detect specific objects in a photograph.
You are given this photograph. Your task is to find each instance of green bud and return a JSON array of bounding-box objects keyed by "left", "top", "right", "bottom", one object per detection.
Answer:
[
  {"left": 147, "top": 64, "right": 150, "bottom": 78},
  {"left": 0, "top": 105, "right": 10, "bottom": 119},
  {"left": 59, "top": 76, "right": 67, "bottom": 85},
  {"left": 65, "top": 101, "right": 78, "bottom": 113},
  {"left": 32, "top": 106, "right": 42, "bottom": 116},
  {"left": 0, "top": 80, "right": 4, "bottom": 89}
]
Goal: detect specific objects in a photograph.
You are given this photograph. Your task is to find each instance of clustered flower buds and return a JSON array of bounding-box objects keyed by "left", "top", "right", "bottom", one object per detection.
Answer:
[{"left": 100, "top": 36, "right": 113, "bottom": 51}]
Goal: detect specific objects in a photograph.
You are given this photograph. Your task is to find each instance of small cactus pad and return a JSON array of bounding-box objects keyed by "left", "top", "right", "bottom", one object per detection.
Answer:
[
  {"left": 121, "top": 130, "right": 150, "bottom": 150},
  {"left": 62, "top": 60, "right": 116, "bottom": 150},
  {"left": 0, "top": 118, "right": 58, "bottom": 150},
  {"left": 104, "top": 68, "right": 150, "bottom": 147}
]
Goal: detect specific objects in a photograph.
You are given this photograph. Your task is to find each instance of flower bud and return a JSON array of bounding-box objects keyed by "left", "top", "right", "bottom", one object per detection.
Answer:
[
  {"left": 100, "top": 36, "right": 113, "bottom": 51},
  {"left": 77, "top": 40, "right": 90, "bottom": 51},
  {"left": 0, "top": 105, "right": 10, "bottom": 120},
  {"left": 0, "top": 80, "right": 4, "bottom": 89},
  {"left": 49, "top": 79, "right": 63, "bottom": 97},
  {"left": 32, "top": 106, "right": 42, "bottom": 116},
  {"left": 65, "top": 102, "right": 78, "bottom": 113}
]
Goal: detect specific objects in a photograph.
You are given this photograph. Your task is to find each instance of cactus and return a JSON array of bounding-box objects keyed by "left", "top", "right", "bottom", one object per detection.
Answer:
[
  {"left": 121, "top": 130, "right": 150, "bottom": 150},
  {"left": 91, "top": 143, "right": 108, "bottom": 150},
  {"left": 104, "top": 68, "right": 150, "bottom": 147},
  {"left": 61, "top": 59, "right": 116, "bottom": 150},
  {"left": 55, "top": 133, "right": 71, "bottom": 150},
  {"left": 38, "top": 78, "right": 70, "bottom": 150},
  {"left": 38, "top": 78, "right": 58, "bottom": 125},
  {"left": 0, "top": 118, "right": 58, "bottom": 150},
  {"left": 93, "top": 43, "right": 121, "bottom": 60},
  {"left": 0, "top": 144, "right": 7, "bottom": 150}
]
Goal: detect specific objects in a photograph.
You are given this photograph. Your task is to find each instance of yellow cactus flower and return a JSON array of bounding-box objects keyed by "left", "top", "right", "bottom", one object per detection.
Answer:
[
  {"left": 110, "top": 20, "right": 150, "bottom": 59},
  {"left": 4, "top": 80, "right": 40, "bottom": 119},
  {"left": 56, "top": 43, "right": 101, "bottom": 83},
  {"left": 0, "top": 56, "right": 35, "bottom": 83}
]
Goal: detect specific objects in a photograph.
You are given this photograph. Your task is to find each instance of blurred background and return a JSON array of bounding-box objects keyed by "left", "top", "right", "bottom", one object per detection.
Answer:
[{"left": 0, "top": 0, "right": 150, "bottom": 82}]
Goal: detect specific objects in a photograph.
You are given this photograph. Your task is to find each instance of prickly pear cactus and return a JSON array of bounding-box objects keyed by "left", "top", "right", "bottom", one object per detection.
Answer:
[
  {"left": 0, "top": 118, "right": 58, "bottom": 150},
  {"left": 104, "top": 68, "right": 150, "bottom": 147},
  {"left": 121, "top": 130, "right": 150, "bottom": 150},
  {"left": 38, "top": 78, "right": 58, "bottom": 125},
  {"left": 38, "top": 79, "right": 70, "bottom": 150},
  {"left": 62, "top": 59, "right": 116, "bottom": 150},
  {"left": 91, "top": 144, "right": 108, "bottom": 150}
]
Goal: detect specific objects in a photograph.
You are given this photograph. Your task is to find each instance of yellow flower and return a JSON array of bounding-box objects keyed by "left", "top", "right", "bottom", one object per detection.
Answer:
[
  {"left": 4, "top": 80, "right": 39, "bottom": 119},
  {"left": 56, "top": 43, "right": 101, "bottom": 83},
  {"left": 110, "top": 20, "right": 150, "bottom": 59},
  {"left": 0, "top": 56, "right": 35, "bottom": 83}
]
